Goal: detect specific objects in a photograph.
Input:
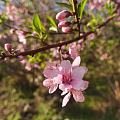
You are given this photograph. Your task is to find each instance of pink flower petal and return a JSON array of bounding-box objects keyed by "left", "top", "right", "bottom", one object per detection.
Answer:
[
  {"left": 43, "top": 63, "right": 59, "bottom": 79},
  {"left": 72, "top": 66, "right": 88, "bottom": 80},
  {"left": 59, "top": 60, "right": 72, "bottom": 75},
  {"left": 62, "top": 92, "right": 71, "bottom": 107},
  {"left": 59, "top": 84, "right": 72, "bottom": 92},
  {"left": 43, "top": 79, "right": 53, "bottom": 87},
  {"left": 80, "top": 80, "right": 89, "bottom": 91},
  {"left": 61, "top": 91, "right": 68, "bottom": 96},
  {"left": 72, "top": 90, "right": 85, "bottom": 102},
  {"left": 49, "top": 84, "right": 58, "bottom": 94},
  {"left": 69, "top": 43, "right": 78, "bottom": 59},
  {"left": 52, "top": 74, "right": 62, "bottom": 84},
  {"left": 72, "top": 56, "right": 81, "bottom": 67},
  {"left": 71, "top": 80, "right": 89, "bottom": 91}
]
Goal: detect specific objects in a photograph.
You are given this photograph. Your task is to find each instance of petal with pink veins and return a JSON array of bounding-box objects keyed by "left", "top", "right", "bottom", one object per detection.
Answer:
[
  {"left": 80, "top": 80, "right": 89, "bottom": 91},
  {"left": 43, "top": 79, "right": 53, "bottom": 87},
  {"left": 72, "top": 90, "right": 85, "bottom": 102},
  {"left": 43, "top": 63, "right": 59, "bottom": 79},
  {"left": 52, "top": 74, "right": 62, "bottom": 84},
  {"left": 59, "top": 84, "right": 72, "bottom": 92},
  {"left": 59, "top": 60, "right": 72, "bottom": 75},
  {"left": 62, "top": 92, "right": 71, "bottom": 107},
  {"left": 71, "top": 80, "right": 89, "bottom": 91},
  {"left": 72, "top": 66, "right": 88, "bottom": 80},
  {"left": 49, "top": 84, "right": 58, "bottom": 94}
]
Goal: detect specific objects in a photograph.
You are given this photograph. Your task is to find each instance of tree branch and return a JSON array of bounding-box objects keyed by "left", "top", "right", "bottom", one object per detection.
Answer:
[{"left": 0, "top": 4, "right": 119, "bottom": 60}]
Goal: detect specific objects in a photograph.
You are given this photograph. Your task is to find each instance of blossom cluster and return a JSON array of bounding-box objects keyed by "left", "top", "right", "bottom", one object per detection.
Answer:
[
  {"left": 56, "top": 10, "right": 72, "bottom": 33},
  {"left": 43, "top": 56, "right": 89, "bottom": 107}
]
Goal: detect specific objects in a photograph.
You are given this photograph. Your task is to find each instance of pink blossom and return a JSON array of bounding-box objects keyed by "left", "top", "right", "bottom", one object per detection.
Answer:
[
  {"left": 43, "top": 63, "right": 62, "bottom": 94},
  {"left": 58, "top": 56, "right": 88, "bottom": 107},
  {"left": 16, "top": 30, "right": 26, "bottom": 45},
  {"left": 43, "top": 56, "right": 89, "bottom": 107},
  {"left": 25, "top": 62, "right": 32, "bottom": 71},
  {"left": 88, "top": 0, "right": 107, "bottom": 10}
]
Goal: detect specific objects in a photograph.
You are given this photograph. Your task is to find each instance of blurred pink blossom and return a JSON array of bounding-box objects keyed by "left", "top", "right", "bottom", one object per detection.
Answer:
[
  {"left": 6, "top": 4, "right": 19, "bottom": 21},
  {"left": 88, "top": 0, "right": 107, "bottom": 10},
  {"left": 100, "top": 53, "right": 108, "bottom": 61},
  {"left": 16, "top": 30, "right": 26, "bottom": 45},
  {"left": 69, "top": 43, "right": 79, "bottom": 59},
  {"left": 25, "top": 62, "right": 32, "bottom": 71},
  {"left": 4, "top": 43, "right": 12, "bottom": 52}
]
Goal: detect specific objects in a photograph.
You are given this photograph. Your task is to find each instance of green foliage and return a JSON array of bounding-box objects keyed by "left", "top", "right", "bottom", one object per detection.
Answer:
[
  {"left": 7, "top": 112, "right": 21, "bottom": 120},
  {"left": 0, "top": 0, "right": 120, "bottom": 120},
  {"left": 78, "top": 0, "right": 88, "bottom": 19},
  {"left": 33, "top": 14, "right": 46, "bottom": 33},
  {"left": 32, "top": 14, "right": 48, "bottom": 40},
  {"left": 47, "top": 16, "right": 58, "bottom": 32},
  {"left": 56, "top": 2, "right": 72, "bottom": 11},
  {"left": 105, "top": 2, "right": 115, "bottom": 15}
]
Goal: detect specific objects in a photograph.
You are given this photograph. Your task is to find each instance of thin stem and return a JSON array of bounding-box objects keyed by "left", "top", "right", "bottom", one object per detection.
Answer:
[{"left": 73, "top": 0, "right": 81, "bottom": 37}]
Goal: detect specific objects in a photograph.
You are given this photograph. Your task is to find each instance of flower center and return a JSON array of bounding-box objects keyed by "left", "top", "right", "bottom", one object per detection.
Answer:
[{"left": 62, "top": 74, "right": 72, "bottom": 84}]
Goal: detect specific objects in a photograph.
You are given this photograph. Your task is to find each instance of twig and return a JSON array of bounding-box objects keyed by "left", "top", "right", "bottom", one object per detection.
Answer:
[
  {"left": 73, "top": 0, "right": 81, "bottom": 37},
  {"left": 0, "top": 5, "right": 119, "bottom": 60}
]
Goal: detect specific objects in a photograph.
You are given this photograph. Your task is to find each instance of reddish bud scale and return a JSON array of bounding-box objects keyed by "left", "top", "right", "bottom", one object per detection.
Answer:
[
  {"left": 58, "top": 20, "right": 71, "bottom": 28},
  {"left": 56, "top": 10, "right": 72, "bottom": 21}
]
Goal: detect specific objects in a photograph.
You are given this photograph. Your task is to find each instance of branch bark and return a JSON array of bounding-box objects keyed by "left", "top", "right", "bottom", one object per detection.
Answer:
[{"left": 0, "top": 4, "right": 119, "bottom": 60}]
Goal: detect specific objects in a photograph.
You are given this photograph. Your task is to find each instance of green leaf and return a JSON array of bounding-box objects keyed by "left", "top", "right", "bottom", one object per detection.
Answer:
[
  {"left": 47, "top": 16, "right": 57, "bottom": 28},
  {"left": 105, "top": 2, "right": 114, "bottom": 15},
  {"left": 47, "top": 16, "right": 58, "bottom": 32},
  {"left": 56, "top": 2, "right": 72, "bottom": 11},
  {"left": 33, "top": 14, "right": 46, "bottom": 33},
  {"left": 49, "top": 26, "right": 58, "bottom": 32},
  {"left": 78, "top": 0, "right": 88, "bottom": 19}
]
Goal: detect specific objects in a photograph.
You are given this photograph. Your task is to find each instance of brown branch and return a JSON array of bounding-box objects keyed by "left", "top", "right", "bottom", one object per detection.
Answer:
[
  {"left": 0, "top": 32, "right": 92, "bottom": 60},
  {"left": 0, "top": 5, "right": 119, "bottom": 60}
]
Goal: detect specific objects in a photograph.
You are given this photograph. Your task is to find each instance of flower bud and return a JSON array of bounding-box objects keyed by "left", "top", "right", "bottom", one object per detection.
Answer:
[
  {"left": 62, "top": 26, "right": 72, "bottom": 33},
  {"left": 56, "top": 10, "right": 72, "bottom": 20},
  {"left": 4, "top": 43, "right": 12, "bottom": 52},
  {"left": 58, "top": 20, "right": 71, "bottom": 28}
]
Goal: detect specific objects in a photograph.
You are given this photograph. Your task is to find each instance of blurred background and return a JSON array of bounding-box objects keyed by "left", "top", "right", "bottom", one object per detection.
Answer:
[{"left": 0, "top": 0, "right": 120, "bottom": 120}]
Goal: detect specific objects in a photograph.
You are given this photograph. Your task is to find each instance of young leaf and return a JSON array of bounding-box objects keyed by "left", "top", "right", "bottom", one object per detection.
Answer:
[
  {"left": 56, "top": 2, "right": 72, "bottom": 11},
  {"left": 33, "top": 14, "right": 46, "bottom": 33},
  {"left": 78, "top": 0, "right": 88, "bottom": 19},
  {"left": 47, "top": 16, "right": 58, "bottom": 32},
  {"left": 49, "top": 26, "right": 58, "bottom": 32},
  {"left": 47, "top": 16, "right": 57, "bottom": 28}
]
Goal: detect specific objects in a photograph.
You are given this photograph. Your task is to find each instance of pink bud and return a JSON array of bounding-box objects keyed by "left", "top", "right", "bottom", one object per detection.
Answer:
[
  {"left": 56, "top": 10, "right": 72, "bottom": 20},
  {"left": 62, "top": 26, "right": 72, "bottom": 33},
  {"left": 4, "top": 43, "right": 12, "bottom": 52},
  {"left": 58, "top": 20, "right": 71, "bottom": 28}
]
